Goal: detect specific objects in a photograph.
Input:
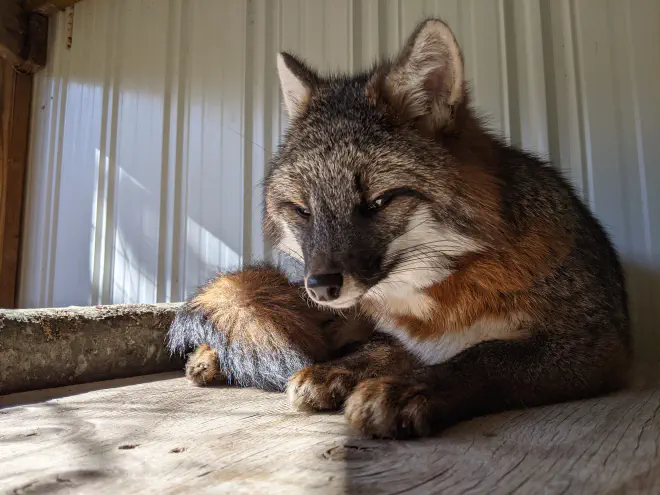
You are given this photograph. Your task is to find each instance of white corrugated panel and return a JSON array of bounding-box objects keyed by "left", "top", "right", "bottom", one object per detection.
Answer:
[{"left": 19, "top": 0, "right": 660, "bottom": 356}]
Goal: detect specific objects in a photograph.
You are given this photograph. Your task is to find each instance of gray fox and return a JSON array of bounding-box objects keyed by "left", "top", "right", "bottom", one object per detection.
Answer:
[{"left": 168, "top": 19, "right": 631, "bottom": 439}]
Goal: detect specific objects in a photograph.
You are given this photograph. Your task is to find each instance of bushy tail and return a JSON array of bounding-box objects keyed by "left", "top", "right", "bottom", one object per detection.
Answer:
[{"left": 167, "top": 263, "right": 335, "bottom": 391}]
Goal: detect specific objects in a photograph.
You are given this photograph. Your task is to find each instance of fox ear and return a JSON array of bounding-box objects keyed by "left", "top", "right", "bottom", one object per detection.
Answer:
[
  {"left": 368, "top": 19, "right": 464, "bottom": 133},
  {"left": 277, "top": 52, "right": 319, "bottom": 118}
]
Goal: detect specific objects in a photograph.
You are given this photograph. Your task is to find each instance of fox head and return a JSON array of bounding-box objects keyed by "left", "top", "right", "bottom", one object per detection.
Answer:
[{"left": 263, "top": 19, "right": 501, "bottom": 310}]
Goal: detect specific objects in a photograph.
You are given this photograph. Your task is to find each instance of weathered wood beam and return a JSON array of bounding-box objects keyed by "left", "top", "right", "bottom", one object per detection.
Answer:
[
  {"left": 0, "top": 303, "right": 185, "bottom": 395},
  {"left": 24, "top": 0, "right": 83, "bottom": 15},
  {"left": 0, "top": 57, "right": 31, "bottom": 308},
  {"left": 0, "top": 2, "right": 47, "bottom": 307}
]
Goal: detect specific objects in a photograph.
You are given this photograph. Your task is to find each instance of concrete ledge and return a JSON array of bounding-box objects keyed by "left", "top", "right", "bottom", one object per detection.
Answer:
[{"left": 0, "top": 303, "right": 185, "bottom": 395}]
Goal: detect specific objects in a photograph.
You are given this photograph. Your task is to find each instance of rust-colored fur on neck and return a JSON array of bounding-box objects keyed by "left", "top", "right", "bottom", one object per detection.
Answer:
[{"left": 358, "top": 98, "right": 573, "bottom": 344}]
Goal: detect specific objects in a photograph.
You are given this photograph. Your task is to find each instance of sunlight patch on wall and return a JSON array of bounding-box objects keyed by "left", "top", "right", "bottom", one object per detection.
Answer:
[{"left": 185, "top": 216, "right": 241, "bottom": 297}]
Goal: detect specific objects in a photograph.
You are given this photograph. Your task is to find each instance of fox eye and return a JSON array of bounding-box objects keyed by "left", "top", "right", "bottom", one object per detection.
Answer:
[
  {"left": 368, "top": 193, "right": 393, "bottom": 211},
  {"left": 294, "top": 205, "right": 311, "bottom": 218}
]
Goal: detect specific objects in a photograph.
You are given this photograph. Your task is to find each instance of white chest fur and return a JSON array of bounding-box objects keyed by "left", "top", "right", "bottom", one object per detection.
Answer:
[
  {"left": 377, "top": 314, "right": 525, "bottom": 366},
  {"left": 363, "top": 281, "right": 524, "bottom": 366}
]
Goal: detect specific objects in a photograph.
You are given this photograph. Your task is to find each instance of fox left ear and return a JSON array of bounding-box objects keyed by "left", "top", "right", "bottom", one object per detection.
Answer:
[
  {"left": 277, "top": 52, "right": 319, "bottom": 119},
  {"left": 368, "top": 19, "right": 464, "bottom": 133}
]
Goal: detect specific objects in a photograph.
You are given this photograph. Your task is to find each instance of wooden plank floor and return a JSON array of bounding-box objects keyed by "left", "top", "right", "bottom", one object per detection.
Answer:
[{"left": 1, "top": 370, "right": 659, "bottom": 494}]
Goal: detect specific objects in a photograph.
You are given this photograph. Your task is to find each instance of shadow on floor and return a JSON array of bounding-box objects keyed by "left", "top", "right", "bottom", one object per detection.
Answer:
[{"left": 0, "top": 371, "right": 185, "bottom": 408}]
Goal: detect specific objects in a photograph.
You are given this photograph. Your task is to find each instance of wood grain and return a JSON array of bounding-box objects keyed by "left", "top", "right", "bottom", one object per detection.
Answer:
[
  {"left": 0, "top": 57, "right": 31, "bottom": 308},
  {"left": 1, "top": 368, "right": 658, "bottom": 494}
]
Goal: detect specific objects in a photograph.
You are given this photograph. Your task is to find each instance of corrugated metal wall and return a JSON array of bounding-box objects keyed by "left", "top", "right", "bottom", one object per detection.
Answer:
[{"left": 19, "top": 0, "right": 660, "bottom": 356}]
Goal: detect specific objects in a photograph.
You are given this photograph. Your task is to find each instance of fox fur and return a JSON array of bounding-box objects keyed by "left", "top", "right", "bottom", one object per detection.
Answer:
[{"left": 168, "top": 19, "right": 631, "bottom": 439}]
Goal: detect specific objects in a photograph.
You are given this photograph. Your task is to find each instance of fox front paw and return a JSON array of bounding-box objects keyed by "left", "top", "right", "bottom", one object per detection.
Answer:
[
  {"left": 287, "top": 365, "right": 360, "bottom": 411},
  {"left": 344, "top": 377, "right": 433, "bottom": 439},
  {"left": 185, "top": 344, "right": 221, "bottom": 386}
]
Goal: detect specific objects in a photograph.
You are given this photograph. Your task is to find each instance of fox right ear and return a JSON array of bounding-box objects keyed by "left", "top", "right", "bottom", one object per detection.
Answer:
[
  {"left": 367, "top": 19, "right": 465, "bottom": 134},
  {"left": 277, "top": 52, "right": 318, "bottom": 118}
]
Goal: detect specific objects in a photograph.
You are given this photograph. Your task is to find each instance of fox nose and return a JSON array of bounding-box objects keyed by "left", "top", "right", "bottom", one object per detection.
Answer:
[{"left": 306, "top": 273, "right": 343, "bottom": 302}]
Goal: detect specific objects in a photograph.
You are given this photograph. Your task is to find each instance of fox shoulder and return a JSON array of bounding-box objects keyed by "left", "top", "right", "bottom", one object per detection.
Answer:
[{"left": 167, "top": 263, "right": 370, "bottom": 391}]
